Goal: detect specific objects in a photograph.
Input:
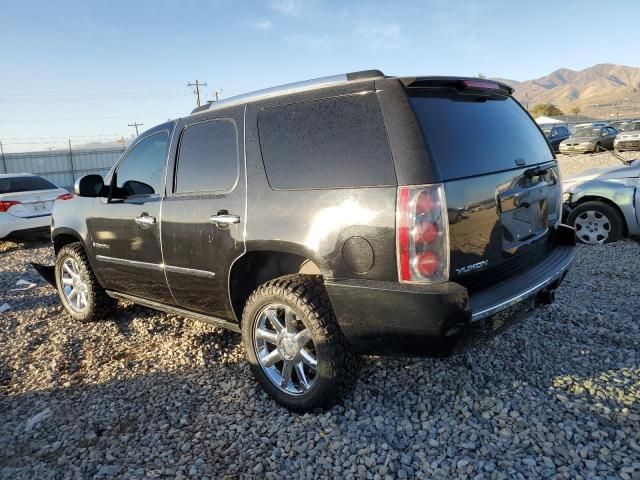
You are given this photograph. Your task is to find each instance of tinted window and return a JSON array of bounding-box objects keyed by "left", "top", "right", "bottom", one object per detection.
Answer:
[
  {"left": 410, "top": 93, "right": 553, "bottom": 181},
  {"left": 115, "top": 132, "right": 169, "bottom": 196},
  {"left": 258, "top": 93, "right": 396, "bottom": 189},
  {"left": 0, "top": 175, "right": 57, "bottom": 194},
  {"left": 175, "top": 119, "right": 238, "bottom": 193}
]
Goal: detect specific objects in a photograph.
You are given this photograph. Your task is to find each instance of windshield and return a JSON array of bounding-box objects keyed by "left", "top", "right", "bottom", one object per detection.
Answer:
[
  {"left": 624, "top": 121, "right": 640, "bottom": 132},
  {"left": 0, "top": 176, "right": 57, "bottom": 194},
  {"left": 573, "top": 127, "right": 601, "bottom": 137},
  {"left": 410, "top": 92, "right": 553, "bottom": 181}
]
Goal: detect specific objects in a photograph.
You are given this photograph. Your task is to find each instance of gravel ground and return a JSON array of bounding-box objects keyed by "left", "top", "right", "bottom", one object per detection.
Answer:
[
  {"left": 1, "top": 235, "right": 640, "bottom": 479},
  {"left": 557, "top": 150, "right": 638, "bottom": 178}
]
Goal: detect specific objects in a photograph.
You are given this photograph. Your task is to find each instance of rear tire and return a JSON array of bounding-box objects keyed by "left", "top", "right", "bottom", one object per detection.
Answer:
[
  {"left": 55, "top": 242, "right": 116, "bottom": 322},
  {"left": 567, "top": 201, "right": 624, "bottom": 245},
  {"left": 242, "top": 274, "right": 360, "bottom": 412}
]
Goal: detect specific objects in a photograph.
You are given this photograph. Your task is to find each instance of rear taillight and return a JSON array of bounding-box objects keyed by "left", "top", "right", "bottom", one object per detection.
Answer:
[
  {"left": 396, "top": 184, "right": 449, "bottom": 283},
  {"left": 0, "top": 200, "right": 21, "bottom": 213},
  {"left": 56, "top": 193, "right": 74, "bottom": 201}
]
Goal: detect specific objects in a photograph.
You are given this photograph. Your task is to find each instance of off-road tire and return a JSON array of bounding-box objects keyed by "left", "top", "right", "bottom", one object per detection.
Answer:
[
  {"left": 567, "top": 201, "right": 624, "bottom": 244},
  {"left": 242, "top": 274, "right": 360, "bottom": 412},
  {"left": 55, "top": 242, "right": 116, "bottom": 322}
]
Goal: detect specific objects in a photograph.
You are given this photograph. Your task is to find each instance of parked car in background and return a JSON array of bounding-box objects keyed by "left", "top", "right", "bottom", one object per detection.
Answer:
[
  {"left": 609, "top": 120, "right": 631, "bottom": 132},
  {"left": 542, "top": 125, "right": 571, "bottom": 152},
  {"left": 563, "top": 160, "right": 640, "bottom": 244},
  {"left": 0, "top": 174, "right": 71, "bottom": 240},
  {"left": 559, "top": 124, "right": 618, "bottom": 154},
  {"left": 50, "top": 71, "right": 575, "bottom": 411},
  {"left": 614, "top": 120, "right": 640, "bottom": 152}
]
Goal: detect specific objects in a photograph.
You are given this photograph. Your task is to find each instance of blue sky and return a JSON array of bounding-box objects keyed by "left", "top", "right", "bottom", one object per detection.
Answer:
[{"left": 1, "top": 0, "right": 639, "bottom": 152}]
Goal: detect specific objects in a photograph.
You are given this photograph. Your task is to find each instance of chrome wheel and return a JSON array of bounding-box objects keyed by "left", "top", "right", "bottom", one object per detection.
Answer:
[
  {"left": 253, "top": 304, "right": 318, "bottom": 396},
  {"left": 573, "top": 210, "right": 611, "bottom": 244},
  {"left": 60, "top": 257, "right": 90, "bottom": 312}
]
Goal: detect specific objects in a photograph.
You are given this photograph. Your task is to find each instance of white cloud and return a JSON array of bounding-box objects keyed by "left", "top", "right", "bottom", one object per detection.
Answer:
[
  {"left": 270, "top": 0, "right": 303, "bottom": 16},
  {"left": 356, "top": 22, "right": 402, "bottom": 50},
  {"left": 284, "top": 33, "right": 333, "bottom": 49},
  {"left": 249, "top": 20, "right": 273, "bottom": 30}
]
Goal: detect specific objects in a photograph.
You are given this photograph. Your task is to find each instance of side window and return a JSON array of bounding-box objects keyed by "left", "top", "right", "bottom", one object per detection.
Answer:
[
  {"left": 115, "top": 132, "right": 169, "bottom": 196},
  {"left": 562, "top": 127, "right": 569, "bottom": 136},
  {"left": 258, "top": 93, "right": 396, "bottom": 190},
  {"left": 175, "top": 119, "right": 238, "bottom": 193},
  {"left": 550, "top": 128, "right": 558, "bottom": 138}
]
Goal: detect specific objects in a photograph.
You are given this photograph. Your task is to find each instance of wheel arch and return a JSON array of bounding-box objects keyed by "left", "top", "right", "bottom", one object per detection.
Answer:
[
  {"left": 52, "top": 228, "right": 88, "bottom": 255},
  {"left": 229, "top": 249, "right": 324, "bottom": 322},
  {"left": 568, "top": 194, "right": 629, "bottom": 236}
]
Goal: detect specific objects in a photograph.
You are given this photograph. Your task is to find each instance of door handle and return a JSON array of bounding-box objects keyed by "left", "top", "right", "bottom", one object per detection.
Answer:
[
  {"left": 135, "top": 215, "right": 156, "bottom": 227},
  {"left": 209, "top": 214, "right": 240, "bottom": 226}
]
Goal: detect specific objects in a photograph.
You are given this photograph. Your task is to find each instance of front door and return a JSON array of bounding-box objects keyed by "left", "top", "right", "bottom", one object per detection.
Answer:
[
  {"left": 161, "top": 113, "right": 245, "bottom": 320},
  {"left": 89, "top": 128, "right": 175, "bottom": 303}
]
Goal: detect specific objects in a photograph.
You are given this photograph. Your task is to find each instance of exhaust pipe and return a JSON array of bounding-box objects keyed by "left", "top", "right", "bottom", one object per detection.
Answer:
[{"left": 535, "top": 288, "right": 555, "bottom": 306}]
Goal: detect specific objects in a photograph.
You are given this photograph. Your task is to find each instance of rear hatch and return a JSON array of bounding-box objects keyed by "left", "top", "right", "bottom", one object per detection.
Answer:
[
  {"left": 0, "top": 176, "right": 66, "bottom": 218},
  {"left": 408, "top": 80, "right": 562, "bottom": 292}
]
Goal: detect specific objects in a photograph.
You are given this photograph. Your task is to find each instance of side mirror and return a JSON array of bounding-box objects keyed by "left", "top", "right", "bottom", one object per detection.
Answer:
[{"left": 74, "top": 174, "right": 105, "bottom": 197}]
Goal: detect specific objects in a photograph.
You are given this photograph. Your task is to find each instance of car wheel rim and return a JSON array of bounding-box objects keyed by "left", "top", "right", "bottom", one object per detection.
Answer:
[
  {"left": 60, "top": 257, "right": 90, "bottom": 312},
  {"left": 573, "top": 210, "right": 611, "bottom": 244},
  {"left": 253, "top": 304, "right": 318, "bottom": 396}
]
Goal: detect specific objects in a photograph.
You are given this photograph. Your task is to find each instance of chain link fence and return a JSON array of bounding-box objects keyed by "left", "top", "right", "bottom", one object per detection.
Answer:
[{"left": 0, "top": 147, "right": 125, "bottom": 191}]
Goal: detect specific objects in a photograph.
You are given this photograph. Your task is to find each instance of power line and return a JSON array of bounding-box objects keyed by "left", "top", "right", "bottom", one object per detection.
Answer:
[
  {"left": 128, "top": 122, "right": 144, "bottom": 136},
  {"left": 187, "top": 80, "right": 208, "bottom": 107},
  {"left": 0, "top": 112, "right": 180, "bottom": 124}
]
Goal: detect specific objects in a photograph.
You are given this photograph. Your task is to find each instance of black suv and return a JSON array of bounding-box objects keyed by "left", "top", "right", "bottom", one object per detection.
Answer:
[{"left": 51, "top": 70, "right": 576, "bottom": 411}]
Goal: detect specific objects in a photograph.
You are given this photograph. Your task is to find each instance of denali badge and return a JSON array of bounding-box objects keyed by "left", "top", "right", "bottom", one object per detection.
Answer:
[
  {"left": 456, "top": 260, "right": 489, "bottom": 276},
  {"left": 92, "top": 242, "right": 110, "bottom": 250}
]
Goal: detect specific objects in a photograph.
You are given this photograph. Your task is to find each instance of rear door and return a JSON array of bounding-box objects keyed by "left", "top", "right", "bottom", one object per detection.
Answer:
[
  {"left": 409, "top": 86, "right": 562, "bottom": 291},
  {"left": 88, "top": 129, "right": 174, "bottom": 303},
  {"left": 161, "top": 110, "right": 245, "bottom": 320}
]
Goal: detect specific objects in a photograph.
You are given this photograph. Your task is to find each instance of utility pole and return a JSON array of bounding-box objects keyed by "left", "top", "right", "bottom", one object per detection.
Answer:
[
  {"left": 212, "top": 89, "right": 223, "bottom": 102},
  {"left": 68, "top": 138, "right": 76, "bottom": 181},
  {"left": 0, "top": 140, "right": 7, "bottom": 174},
  {"left": 187, "top": 80, "right": 208, "bottom": 107},
  {"left": 128, "top": 122, "right": 144, "bottom": 136}
]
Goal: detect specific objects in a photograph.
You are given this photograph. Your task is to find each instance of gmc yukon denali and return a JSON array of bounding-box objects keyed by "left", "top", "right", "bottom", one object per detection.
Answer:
[{"left": 51, "top": 70, "right": 576, "bottom": 411}]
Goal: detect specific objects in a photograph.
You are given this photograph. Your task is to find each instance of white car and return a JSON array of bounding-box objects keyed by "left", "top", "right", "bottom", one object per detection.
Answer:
[{"left": 0, "top": 173, "right": 71, "bottom": 240}]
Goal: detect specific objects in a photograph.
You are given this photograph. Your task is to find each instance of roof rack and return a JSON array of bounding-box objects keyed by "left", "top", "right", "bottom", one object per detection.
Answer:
[{"left": 190, "top": 69, "right": 384, "bottom": 115}]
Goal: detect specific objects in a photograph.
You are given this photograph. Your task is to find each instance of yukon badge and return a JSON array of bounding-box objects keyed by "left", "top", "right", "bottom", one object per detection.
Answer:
[{"left": 456, "top": 260, "right": 489, "bottom": 276}]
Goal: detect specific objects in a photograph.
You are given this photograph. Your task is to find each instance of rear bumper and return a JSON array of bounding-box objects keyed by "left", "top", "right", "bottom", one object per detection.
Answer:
[
  {"left": 0, "top": 213, "right": 51, "bottom": 239},
  {"left": 326, "top": 224, "right": 576, "bottom": 355}
]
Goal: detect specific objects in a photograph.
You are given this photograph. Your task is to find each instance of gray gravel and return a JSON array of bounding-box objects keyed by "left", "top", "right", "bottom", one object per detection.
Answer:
[
  {"left": 1, "top": 237, "right": 639, "bottom": 479},
  {"left": 557, "top": 150, "right": 638, "bottom": 178}
]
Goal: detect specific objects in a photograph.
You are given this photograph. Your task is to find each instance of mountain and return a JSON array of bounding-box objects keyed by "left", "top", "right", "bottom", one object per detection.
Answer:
[{"left": 494, "top": 64, "right": 640, "bottom": 118}]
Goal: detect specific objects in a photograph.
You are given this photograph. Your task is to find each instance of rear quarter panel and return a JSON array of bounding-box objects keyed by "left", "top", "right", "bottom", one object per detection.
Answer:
[{"left": 243, "top": 93, "right": 398, "bottom": 281}]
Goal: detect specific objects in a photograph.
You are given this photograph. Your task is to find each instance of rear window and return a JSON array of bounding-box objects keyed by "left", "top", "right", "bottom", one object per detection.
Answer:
[
  {"left": 410, "top": 93, "right": 553, "bottom": 181},
  {"left": 258, "top": 93, "right": 396, "bottom": 190},
  {"left": 0, "top": 176, "right": 57, "bottom": 194}
]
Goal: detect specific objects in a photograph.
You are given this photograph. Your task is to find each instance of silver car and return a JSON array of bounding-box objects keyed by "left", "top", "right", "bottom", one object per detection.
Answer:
[
  {"left": 614, "top": 120, "right": 640, "bottom": 152},
  {"left": 563, "top": 160, "right": 640, "bottom": 244},
  {"left": 559, "top": 124, "right": 619, "bottom": 154}
]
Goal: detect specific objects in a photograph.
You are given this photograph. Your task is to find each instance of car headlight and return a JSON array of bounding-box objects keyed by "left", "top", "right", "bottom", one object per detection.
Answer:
[{"left": 562, "top": 191, "right": 571, "bottom": 203}]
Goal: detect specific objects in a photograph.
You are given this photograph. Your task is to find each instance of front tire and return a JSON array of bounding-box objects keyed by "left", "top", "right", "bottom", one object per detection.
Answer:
[
  {"left": 55, "top": 242, "right": 115, "bottom": 322},
  {"left": 567, "top": 201, "right": 624, "bottom": 245},
  {"left": 242, "top": 274, "right": 360, "bottom": 412}
]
